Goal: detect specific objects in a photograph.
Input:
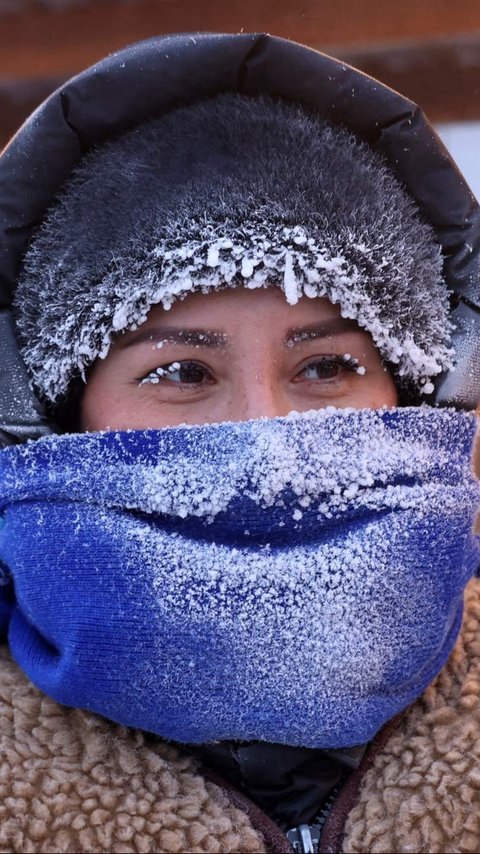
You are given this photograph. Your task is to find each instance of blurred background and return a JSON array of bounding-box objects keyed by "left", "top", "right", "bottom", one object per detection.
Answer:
[{"left": 1, "top": 0, "right": 480, "bottom": 197}]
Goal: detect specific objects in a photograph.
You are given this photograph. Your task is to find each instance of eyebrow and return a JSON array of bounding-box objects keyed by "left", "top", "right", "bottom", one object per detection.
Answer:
[
  {"left": 119, "top": 317, "right": 363, "bottom": 350},
  {"left": 119, "top": 326, "right": 229, "bottom": 349},
  {"left": 284, "top": 318, "right": 363, "bottom": 345}
]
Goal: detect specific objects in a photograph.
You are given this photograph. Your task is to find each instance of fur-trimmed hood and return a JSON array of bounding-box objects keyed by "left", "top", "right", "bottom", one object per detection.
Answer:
[
  {"left": 1, "top": 33, "right": 480, "bottom": 445},
  {"left": 14, "top": 93, "right": 450, "bottom": 404}
]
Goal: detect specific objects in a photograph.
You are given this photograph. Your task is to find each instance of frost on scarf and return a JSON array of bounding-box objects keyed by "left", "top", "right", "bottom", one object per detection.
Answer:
[
  {"left": 0, "top": 407, "right": 479, "bottom": 747},
  {"left": 1, "top": 406, "right": 475, "bottom": 523}
]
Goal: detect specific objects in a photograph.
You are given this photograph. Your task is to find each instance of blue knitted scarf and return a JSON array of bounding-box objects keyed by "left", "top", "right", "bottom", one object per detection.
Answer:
[{"left": 0, "top": 407, "right": 479, "bottom": 748}]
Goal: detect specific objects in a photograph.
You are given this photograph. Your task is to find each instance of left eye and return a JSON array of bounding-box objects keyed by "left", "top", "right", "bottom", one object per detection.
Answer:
[
  {"left": 298, "top": 357, "right": 345, "bottom": 380},
  {"left": 140, "top": 361, "right": 213, "bottom": 385}
]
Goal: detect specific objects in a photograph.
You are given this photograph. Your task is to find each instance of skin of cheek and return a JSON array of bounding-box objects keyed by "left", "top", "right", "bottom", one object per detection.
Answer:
[{"left": 359, "top": 377, "right": 398, "bottom": 410}]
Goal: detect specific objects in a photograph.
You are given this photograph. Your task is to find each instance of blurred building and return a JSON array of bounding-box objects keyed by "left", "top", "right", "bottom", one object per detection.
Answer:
[{"left": 1, "top": 0, "right": 480, "bottom": 195}]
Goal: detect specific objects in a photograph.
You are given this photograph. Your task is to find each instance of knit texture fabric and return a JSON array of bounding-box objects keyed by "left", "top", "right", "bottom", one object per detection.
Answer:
[
  {"left": 14, "top": 94, "right": 452, "bottom": 404},
  {"left": 0, "top": 407, "right": 479, "bottom": 748}
]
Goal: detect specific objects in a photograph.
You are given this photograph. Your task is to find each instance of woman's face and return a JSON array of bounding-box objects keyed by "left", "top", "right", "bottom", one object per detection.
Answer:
[{"left": 80, "top": 288, "right": 398, "bottom": 431}]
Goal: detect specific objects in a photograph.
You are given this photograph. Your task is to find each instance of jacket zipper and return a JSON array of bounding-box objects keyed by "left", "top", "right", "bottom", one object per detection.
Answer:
[
  {"left": 286, "top": 784, "right": 341, "bottom": 853},
  {"left": 203, "top": 717, "right": 400, "bottom": 854}
]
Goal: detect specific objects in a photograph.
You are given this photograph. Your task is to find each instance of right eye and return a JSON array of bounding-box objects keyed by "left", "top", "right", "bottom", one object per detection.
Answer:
[{"left": 139, "top": 360, "right": 214, "bottom": 386}]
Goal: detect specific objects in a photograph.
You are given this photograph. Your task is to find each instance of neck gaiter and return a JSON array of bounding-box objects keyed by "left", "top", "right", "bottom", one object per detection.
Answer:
[{"left": 0, "top": 407, "right": 478, "bottom": 748}]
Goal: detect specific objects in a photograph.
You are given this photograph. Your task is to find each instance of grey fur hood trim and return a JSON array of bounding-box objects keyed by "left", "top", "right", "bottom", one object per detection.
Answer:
[{"left": 15, "top": 93, "right": 452, "bottom": 403}]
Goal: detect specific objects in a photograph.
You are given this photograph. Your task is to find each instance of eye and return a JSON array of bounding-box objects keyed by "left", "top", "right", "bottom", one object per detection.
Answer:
[
  {"left": 139, "top": 361, "right": 214, "bottom": 386},
  {"left": 296, "top": 355, "right": 365, "bottom": 382},
  {"left": 300, "top": 358, "right": 342, "bottom": 380}
]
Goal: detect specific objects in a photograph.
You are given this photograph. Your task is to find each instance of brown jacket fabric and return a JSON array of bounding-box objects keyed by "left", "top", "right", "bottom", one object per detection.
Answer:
[{"left": 1, "top": 578, "right": 480, "bottom": 854}]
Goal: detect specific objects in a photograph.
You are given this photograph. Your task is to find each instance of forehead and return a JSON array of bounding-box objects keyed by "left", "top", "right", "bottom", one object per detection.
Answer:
[{"left": 118, "top": 286, "right": 366, "bottom": 345}]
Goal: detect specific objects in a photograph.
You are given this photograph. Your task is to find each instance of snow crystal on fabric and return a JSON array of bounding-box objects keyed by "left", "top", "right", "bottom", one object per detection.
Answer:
[
  {"left": 0, "top": 406, "right": 474, "bottom": 523},
  {"left": 0, "top": 407, "right": 478, "bottom": 747}
]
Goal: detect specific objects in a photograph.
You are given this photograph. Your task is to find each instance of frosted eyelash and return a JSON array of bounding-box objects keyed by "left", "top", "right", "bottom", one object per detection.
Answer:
[
  {"left": 139, "top": 362, "right": 181, "bottom": 385},
  {"left": 341, "top": 354, "right": 367, "bottom": 375}
]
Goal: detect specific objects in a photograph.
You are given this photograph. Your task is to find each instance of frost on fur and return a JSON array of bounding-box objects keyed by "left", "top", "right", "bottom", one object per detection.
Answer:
[
  {"left": 18, "top": 221, "right": 453, "bottom": 403},
  {"left": 13, "top": 94, "right": 454, "bottom": 404}
]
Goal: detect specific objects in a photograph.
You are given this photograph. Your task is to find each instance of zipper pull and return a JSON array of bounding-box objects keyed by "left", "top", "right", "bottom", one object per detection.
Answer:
[{"left": 286, "top": 824, "right": 321, "bottom": 854}]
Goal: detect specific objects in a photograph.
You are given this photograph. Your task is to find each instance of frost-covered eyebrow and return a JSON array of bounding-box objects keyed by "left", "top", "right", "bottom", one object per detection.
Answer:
[
  {"left": 120, "top": 317, "right": 362, "bottom": 349},
  {"left": 119, "top": 326, "right": 228, "bottom": 349},
  {"left": 284, "top": 318, "right": 363, "bottom": 345}
]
